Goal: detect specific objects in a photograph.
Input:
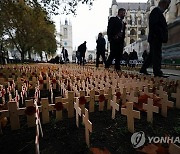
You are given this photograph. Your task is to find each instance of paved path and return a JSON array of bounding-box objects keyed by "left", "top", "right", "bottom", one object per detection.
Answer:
[{"left": 147, "top": 68, "right": 180, "bottom": 76}]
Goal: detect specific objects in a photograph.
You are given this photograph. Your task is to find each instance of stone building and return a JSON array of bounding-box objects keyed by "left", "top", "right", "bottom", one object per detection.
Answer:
[
  {"left": 60, "top": 19, "right": 73, "bottom": 61},
  {"left": 109, "top": 0, "right": 148, "bottom": 46}
]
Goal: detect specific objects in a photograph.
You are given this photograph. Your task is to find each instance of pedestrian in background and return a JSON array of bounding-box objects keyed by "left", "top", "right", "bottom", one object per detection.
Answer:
[
  {"left": 142, "top": 50, "right": 148, "bottom": 63},
  {"left": 105, "top": 8, "right": 126, "bottom": 71},
  {"left": 78, "top": 41, "right": 87, "bottom": 66},
  {"left": 140, "top": 0, "right": 171, "bottom": 77},
  {"left": 96, "top": 32, "right": 106, "bottom": 68}
]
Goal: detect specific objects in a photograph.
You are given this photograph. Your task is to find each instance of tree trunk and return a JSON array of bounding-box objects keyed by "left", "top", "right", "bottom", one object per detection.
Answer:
[
  {"left": 21, "top": 52, "right": 24, "bottom": 63},
  {"left": 28, "top": 51, "right": 32, "bottom": 60},
  {"left": 45, "top": 53, "right": 48, "bottom": 62},
  {"left": 40, "top": 52, "right": 43, "bottom": 61}
]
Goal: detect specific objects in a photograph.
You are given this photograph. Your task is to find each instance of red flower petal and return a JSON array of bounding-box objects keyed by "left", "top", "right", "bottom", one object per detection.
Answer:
[
  {"left": 99, "top": 94, "right": 105, "bottom": 102},
  {"left": 25, "top": 106, "right": 36, "bottom": 116},
  {"left": 79, "top": 96, "right": 86, "bottom": 105},
  {"left": 54, "top": 102, "right": 63, "bottom": 111},
  {"left": 116, "top": 92, "right": 121, "bottom": 99}
]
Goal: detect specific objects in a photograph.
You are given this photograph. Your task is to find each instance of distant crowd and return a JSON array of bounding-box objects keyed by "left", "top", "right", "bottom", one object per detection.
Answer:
[{"left": 50, "top": 0, "right": 171, "bottom": 78}]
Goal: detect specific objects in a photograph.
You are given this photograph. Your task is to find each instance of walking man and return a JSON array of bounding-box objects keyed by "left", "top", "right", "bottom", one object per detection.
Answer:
[
  {"left": 78, "top": 41, "right": 87, "bottom": 66},
  {"left": 105, "top": 8, "right": 126, "bottom": 71},
  {"left": 140, "top": 0, "right": 171, "bottom": 77}
]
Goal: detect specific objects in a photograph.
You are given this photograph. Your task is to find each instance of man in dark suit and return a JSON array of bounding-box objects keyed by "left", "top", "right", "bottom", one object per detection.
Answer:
[
  {"left": 140, "top": 0, "right": 171, "bottom": 77},
  {"left": 105, "top": 8, "right": 126, "bottom": 71},
  {"left": 78, "top": 41, "right": 87, "bottom": 66}
]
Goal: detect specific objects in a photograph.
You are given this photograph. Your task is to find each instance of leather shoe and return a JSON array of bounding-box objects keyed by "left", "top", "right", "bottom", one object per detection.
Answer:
[{"left": 140, "top": 69, "right": 150, "bottom": 75}]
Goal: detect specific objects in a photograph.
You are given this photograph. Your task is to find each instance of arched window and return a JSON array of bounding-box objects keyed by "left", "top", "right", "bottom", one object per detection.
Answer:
[
  {"left": 141, "top": 29, "right": 145, "bottom": 35},
  {"left": 88, "top": 54, "right": 93, "bottom": 61},
  {"left": 130, "top": 29, "right": 136, "bottom": 35},
  {"left": 63, "top": 28, "right": 68, "bottom": 39},
  {"left": 130, "top": 39, "right": 135, "bottom": 44}
]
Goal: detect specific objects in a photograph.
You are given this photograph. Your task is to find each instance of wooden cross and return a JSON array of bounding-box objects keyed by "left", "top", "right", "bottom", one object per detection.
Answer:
[
  {"left": 121, "top": 102, "right": 140, "bottom": 133},
  {"left": 110, "top": 95, "right": 119, "bottom": 119},
  {"left": 156, "top": 86, "right": 164, "bottom": 98},
  {"left": 143, "top": 98, "right": 159, "bottom": 123},
  {"left": 83, "top": 108, "right": 92, "bottom": 148},
  {"left": 127, "top": 90, "right": 138, "bottom": 103},
  {"left": 161, "top": 94, "right": 174, "bottom": 117},
  {"left": 25, "top": 99, "right": 36, "bottom": 127},
  {"left": 74, "top": 98, "right": 81, "bottom": 127},
  {"left": 122, "top": 87, "right": 127, "bottom": 104},
  {"left": 141, "top": 87, "right": 153, "bottom": 97},
  {"left": 172, "top": 88, "right": 180, "bottom": 109}
]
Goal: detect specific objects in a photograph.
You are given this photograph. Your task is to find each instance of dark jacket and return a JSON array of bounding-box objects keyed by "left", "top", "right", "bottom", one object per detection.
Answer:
[
  {"left": 78, "top": 43, "right": 86, "bottom": 56},
  {"left": 107, "top": 16, "right": 126, "bottom": 42},
  {"left": 148, "top": 7, "right": 168, "bottom": 43},
  {"left": 96, "top": 37, "right": 106, "bottom": 53}
]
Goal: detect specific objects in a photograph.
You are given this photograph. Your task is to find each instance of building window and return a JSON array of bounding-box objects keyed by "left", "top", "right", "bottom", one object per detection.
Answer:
[
  {"left": 64, "top": 42, "right": 67, "bottom": 46},
  {"left": 63, "top": 28, "right": 68, "bottom": 39},
  {"left": 141, "top": 29, "right": 145, "bottom": 35},
  {"left": 130, "top": 29, "right": 136, "bottom": 35},
  {"left": 138, "top": 19, "right": 141, "bottom": 25}
]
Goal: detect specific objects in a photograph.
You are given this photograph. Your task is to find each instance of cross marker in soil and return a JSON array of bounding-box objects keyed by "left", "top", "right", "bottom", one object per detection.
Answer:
[
  {"left": 110, "top": 95, "right": 119, "bottom": 119},
  {"left": 74, "top": 98, "right": 81, "bottom": 127},
  {"left": 161, "top": 94, "right": 174, "bottom": 117},
  {"left": 172, "top": 88, "right": 180, "bottom": 109},
  {"left": 83, "top": 108, "right": 92, "bottom": 148},
  {"left": 143, "top": 98, "right": 159, "bottom": 123},
  {"left": 121, "top": 102, "right": 140, "bottom": 133}
]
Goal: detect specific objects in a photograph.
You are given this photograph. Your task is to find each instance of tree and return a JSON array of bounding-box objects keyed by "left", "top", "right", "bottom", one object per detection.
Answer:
[
  {"left": 27, "top": 0, "right": 94, "bottom": 15},
  {"left": 0, "top": 0, "right": 57, "bottom": 62}
]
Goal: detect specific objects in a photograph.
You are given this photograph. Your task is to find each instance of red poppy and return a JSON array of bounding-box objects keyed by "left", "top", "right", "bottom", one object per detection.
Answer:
[
  {"left": 138, "top": 94, "right": 150, "bottom": 104},
  {"left": 125, "top": 74, "right": 128, "bottom": 78},
  {"left": 52, "top": 79, "right": 56, "bottom": 84},
  {"left": 95, "top": 91, "right": 99, "bottom": 95},
  {"left": 41, "top": 72, "right": 45, "bottom": 76},
  {"left": 99, "top": 94, "right": 105, "bottom": 102},
  {"left": 25, "top": 106, "right": 36, "bottom": 116},
  {"left": 151, "top": 78, "right": 155, "bottom": 83},
  {"left": 116, "top": 92, "right": 121, "bottom": 99},
  {"left": 67, "top": 84, "right": 71, "bottom": 91},
  {"left": 39, "top": 80, "right": 44, "bottom": 84},
  {"left": 152, "top": 87, "right": 156, "bottom": 93},
  {"left": 79, "top": 96, "right": 86, "bottom": 105},
  {"left": 54, "top": 102, "right": 64, "bottom": 111},
  {"left": 21, "top": 78, "right": 24, "bottom": 82}
]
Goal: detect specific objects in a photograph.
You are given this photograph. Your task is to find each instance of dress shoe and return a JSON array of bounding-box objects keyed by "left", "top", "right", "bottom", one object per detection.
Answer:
[{"left": 140, "top": 69, "right": 150, "bottom": 75}]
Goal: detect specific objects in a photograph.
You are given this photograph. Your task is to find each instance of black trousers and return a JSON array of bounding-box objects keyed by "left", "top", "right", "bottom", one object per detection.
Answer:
[
  {"left": 80, "top": 53, "right": 85, "bottom": 66},
  {"left": 105, "top": 40, "right": 123, "bottom": 70},
  {"left": 96, "top": 51, "right": 106, "bottom": 67},
  {"left": 141, "top": 39, "right": 162, "bottom": 75}
]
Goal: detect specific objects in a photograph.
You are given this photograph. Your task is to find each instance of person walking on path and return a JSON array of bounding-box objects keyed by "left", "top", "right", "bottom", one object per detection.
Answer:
[
  {"left": 140, "top": 0, "right": 171, "bottom": 77},
  {"left": 78, "top": 41, "right": 87, "bottom": 66},
  {"left": 142, "top": 50, "right": 148, "bottom": 63},
  {"left": 105, "top": 8, "right": 126, "bottom": 71},
  {"left": 96, "top": 32, "right": 106, "bottom": 68}
]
